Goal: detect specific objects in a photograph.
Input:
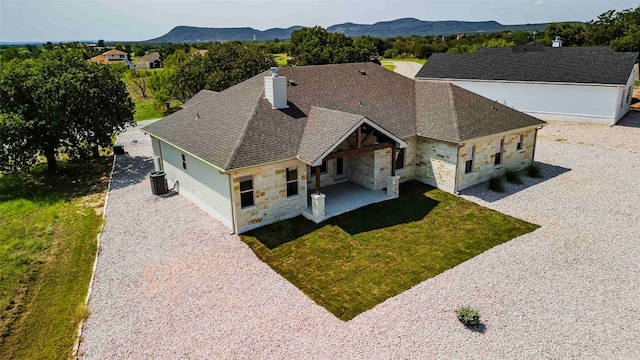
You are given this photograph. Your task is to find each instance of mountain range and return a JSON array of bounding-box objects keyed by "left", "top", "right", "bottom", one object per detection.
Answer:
[{"left": 146, "top": 18, "right": 564, "bottom": 43}]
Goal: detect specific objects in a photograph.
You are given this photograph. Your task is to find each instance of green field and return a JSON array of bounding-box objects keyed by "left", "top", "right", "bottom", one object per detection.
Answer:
[
  {"left": 274, "top": 53, "right": 289, "bottom": 66},
  {"left": 241, "top": 181, "right": 538, "bottom": 321},
  {"left": 0, "top": 158, "right": 110, "bottom": 359},
  {"left": 122, "top": 69, "right": 165, "bottom": 122}
]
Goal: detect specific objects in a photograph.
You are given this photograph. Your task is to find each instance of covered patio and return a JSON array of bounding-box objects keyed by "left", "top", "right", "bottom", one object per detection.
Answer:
[{"left": 301, "top": 182, "right": 394, "bottom": 223}]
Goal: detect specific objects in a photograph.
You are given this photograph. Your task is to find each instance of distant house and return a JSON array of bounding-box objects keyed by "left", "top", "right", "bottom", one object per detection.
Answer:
[
  {"left": 415, "top": 44, "right": 639, "bottom": 125},
  {"left": 142, "top": 63, "right": 544, "bottom": 234},
  {"left": 134, "top": 52, "right": 162, "bottom": 69},
  {"left": 89, "top": 49, "right": 133, "bottom": 69}
]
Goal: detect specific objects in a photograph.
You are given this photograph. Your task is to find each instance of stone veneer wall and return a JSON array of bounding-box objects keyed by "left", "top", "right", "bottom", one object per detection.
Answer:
[
  {"left": 456, "top": 128, "right": 537, "bottom": 191},
  {"left": 373, "top": 136, "right": 417, "bottom": 190},
  {"left": 230, "top": 159, "right": 308, "bottom": 233},
  {"left": 415, "top": 138, "right": 459, "bottom": 193}
]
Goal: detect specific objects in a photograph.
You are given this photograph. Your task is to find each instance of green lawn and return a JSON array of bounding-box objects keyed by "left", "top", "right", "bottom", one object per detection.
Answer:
[
  {"left": 0, "top": 158, "right": 110, "bottom": 358},
  {"left": 241, "top": 181, "right": 538, "bottom": 321},
  {"left": 274, "top": 53, "right": 288, "bottom": 66},
  {"left": 382, "top": 64, "right": 396, "bottom": 71},
  {"left": 133, "top": 96, "right": 163, "bottom": 121}
]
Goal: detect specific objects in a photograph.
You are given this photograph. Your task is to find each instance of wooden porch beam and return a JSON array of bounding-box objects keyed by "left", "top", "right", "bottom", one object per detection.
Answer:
[
  {"left": 315, "top": 166, "right": 321, "bottom": 195},
  {"left": 361, "top": 129, "right": 374, "bottom": 145},
  {"left": 356, "top": 126, "right": 362, "bottom": 148},
  {"left": 324, "top": 142, "right": 393, "bottom": 161},
  {"left": 391, "top": 143, "right": 397, "bottom": 177}
]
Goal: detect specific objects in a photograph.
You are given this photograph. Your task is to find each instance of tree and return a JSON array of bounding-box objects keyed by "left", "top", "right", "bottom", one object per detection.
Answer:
[
  {"left": 289, "top": 26, "right": 372, "bottom": 65},
  {"left": 544, "top": 22, "right": 587, "bottom": 46},
  {"left": 584, "top": 6, "right": 639, "bottom": 51},
  {"left": 97, "top": 39, "right": 105, "bottom": 48},
  {"left": 0, "top": 49, "right": 134, "bottom": 173},
  {"left": 149, "top": 43, "right": 276, "bottom": 105},
  {"left": 124, "top": 69, "right": 151, "bottom": 98}
]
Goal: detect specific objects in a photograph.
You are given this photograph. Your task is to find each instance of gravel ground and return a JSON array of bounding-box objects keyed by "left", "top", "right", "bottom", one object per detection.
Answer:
[
  {"left": 80, "top": 131, "right": 640, "bottom": 359},
  {"left": 538, "top": 109, "right": 640, "bottom": 153}
]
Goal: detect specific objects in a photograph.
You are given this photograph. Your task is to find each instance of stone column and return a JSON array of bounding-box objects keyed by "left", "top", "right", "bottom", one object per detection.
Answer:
[
  {"left": 387, "top": 175, "right": 400, "bottom": 198},
  {"left": 311, "top": 193, "right": 326, "bottom": 221}
]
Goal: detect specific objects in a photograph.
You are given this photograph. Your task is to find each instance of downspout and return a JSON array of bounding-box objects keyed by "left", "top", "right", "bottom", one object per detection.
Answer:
[
  {"left": 227, "top": 173, "right": 237, "bottom": 235},
  {"left": 454, "top": 144, "right": 462, "bottom": 194},
  {"left": 532, "top": 128, "right": 541, "bottom": 165}
]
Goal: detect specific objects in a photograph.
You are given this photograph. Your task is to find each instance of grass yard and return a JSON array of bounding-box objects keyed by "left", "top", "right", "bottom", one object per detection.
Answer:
[
  {"left": 381, "top": 57, "right": 427, "bottom": 65},
  {"left": 133, "top": 96, "right": 163, "bottom": 122},
  {"left": 382, "top": 64, "right": 396, "bottom": 71},
  {"left": 0, "top": 158, "right": 111, "bottom": 359},
  {"left": 274, "top": 53, "right": 289, "bottom": 66},
  {"left": 241, "top": 181, "right": 538, "bottom": 321}
]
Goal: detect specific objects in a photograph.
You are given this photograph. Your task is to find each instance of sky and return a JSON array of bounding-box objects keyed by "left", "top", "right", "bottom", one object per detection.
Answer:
[{"left": 0, "top": 0, "right": 638, "bottom": 43}]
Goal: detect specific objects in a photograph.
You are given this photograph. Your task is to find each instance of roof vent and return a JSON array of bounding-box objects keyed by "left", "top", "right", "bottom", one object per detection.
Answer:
[
  {"left": 552, "top": 36, "right": 563, "bottom": 48},
  {"left": 287, "top": 79, "right": 297, "bottom": 86},
  {"left": 358, "top": 70, "right": 366, "bottom": 75}
]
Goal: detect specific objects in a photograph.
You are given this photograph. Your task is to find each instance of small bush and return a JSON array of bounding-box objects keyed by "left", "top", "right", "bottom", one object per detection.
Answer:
[
  {"left": 504, "top": 168, "right": 523, "bottom": 184},
  {"left": 526, "top": 162, "right": 543, "bottom": 178},
  {"left": 488, "top": 175, "right": 505, "bottom": 192},
  {"left": 456, "top": 305, "right": 481, "bottom": 327}
]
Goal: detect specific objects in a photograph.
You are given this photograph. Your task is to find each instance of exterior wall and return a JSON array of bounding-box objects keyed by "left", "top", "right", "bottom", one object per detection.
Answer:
[
  {"left": 152, "top": 137, "right": 233, "bottom": 228},
  {"left": 230, "top": 159, "right": 308, "bottom": 234},
  {"left": 420, "top": 79, "right": 622, "bottom": 124},
  {"left": 134, "top": 60, "right": 150, "bottom": 70},
  {"left": 346, "top": 152, "right": 375, "bottom": 189},
  {"left": 373, "top": 136, "right": 417, "bottom": 189},
  {"left": 415, "top": 138, "right": 459, "bottom": 193},
  {"left": 456, "top": 128, "right": 537, "bottom": 191},
  {"left": 614, "top": 70, "right": 635, "bottom": 122}
]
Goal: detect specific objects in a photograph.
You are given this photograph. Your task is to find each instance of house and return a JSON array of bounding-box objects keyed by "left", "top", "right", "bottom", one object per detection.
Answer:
[
  {"left": 89, "top": 49, "right": 133, "bottom": 69},
  {"left": 415, "top": 44, "right": 639, "bottom": 125},
  {"left": 142, "top": 63, "right": 545, "bottom": 234},
  {"left": 134, "top": 52, "right": 162, "bottom": 69}
]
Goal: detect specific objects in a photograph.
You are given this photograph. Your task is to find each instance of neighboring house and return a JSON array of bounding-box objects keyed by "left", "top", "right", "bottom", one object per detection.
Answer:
[
  {"left": 415, "top": 44, "right": 639, "bottom": 125},
  {"left": 142, "top": 63, "right": 545, "bottom": 234},
  {"left": 89, "top": 49, "right": 134, "bottom": 69},
  {"left": 134, "top": 52, "right": 162, "bottom": 69}
]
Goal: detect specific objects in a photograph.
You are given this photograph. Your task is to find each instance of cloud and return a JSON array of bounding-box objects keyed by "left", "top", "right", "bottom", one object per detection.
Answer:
[{"left": 534, "top": 0, "right": 544, "bottom": 4}]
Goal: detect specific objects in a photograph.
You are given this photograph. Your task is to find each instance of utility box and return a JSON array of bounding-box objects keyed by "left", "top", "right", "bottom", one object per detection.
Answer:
[
  {"left": 150, "top": 171, "right": 168, "bottom": 195},
  {"left": 113, "top": 144, "right": 125, "bottom": 155}
]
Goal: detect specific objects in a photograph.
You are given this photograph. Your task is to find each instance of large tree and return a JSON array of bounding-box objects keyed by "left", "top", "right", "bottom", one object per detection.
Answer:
[
  {"left": 289, "top": 26, "right": 373, "bottom": 65},
  {"left": 0, "top": 49, "right": 134, "bottom": 173},
  {"left": 148, "top": 42, "right": 276, "bottom": 105}
]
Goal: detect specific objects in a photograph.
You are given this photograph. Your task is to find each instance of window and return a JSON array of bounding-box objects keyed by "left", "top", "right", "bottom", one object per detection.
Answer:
[
  {"left": 286, "top": 167, "right": 298, "bottom": 197},
  {"left": 239, "top": 176, "right": 254, "bottom": 208},
  {"left": 311, "top": 160, "right": 328, "bottom": 174},
  {"left": 181, "top": 154, "right": 187, "bottom": 170},
  {"left": 465, "top": 146, "right": 475, "bottom": 174},
  {"left": 517, "top": 135, "right": 524, "bottom": 151},
  {"left": 395, "top": 148, "right": 405, "bottom": 170},
  {"left": 494, "top": 139, "right": 504, "bottom": 166}
]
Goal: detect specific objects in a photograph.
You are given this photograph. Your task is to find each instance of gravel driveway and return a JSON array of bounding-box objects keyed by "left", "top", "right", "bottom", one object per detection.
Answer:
[{"left": 80, "top": 130, "right": 640, "bottom": 359}]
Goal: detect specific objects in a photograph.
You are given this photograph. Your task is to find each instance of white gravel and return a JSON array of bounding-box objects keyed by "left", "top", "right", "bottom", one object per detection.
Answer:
[{"left": 80, "top": 130, "right": 640, "bottom": 359}]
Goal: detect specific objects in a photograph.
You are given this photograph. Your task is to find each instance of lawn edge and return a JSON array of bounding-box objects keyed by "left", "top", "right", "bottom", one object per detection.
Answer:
[{"left": 71, "top": 141, "right": 119, "bottom": 359}]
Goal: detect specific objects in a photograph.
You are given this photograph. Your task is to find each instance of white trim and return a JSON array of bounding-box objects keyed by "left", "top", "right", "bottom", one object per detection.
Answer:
[
  {"left": 308, "top": 118, "right": 408, "bottom": 166},
  {"left": 415, "top": 77, "right": 626, "bottom": 88},
  {"left": 146, "top": 134, "right": 226, "bottom": 172},
  {"left": 524, "top": 109, "right": 612, "bottom": 119}
]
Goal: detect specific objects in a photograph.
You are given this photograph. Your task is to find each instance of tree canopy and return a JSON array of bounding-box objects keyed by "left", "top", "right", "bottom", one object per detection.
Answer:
[
  {"left": 148, "top": 42, "right": 276, "bottom": 105},
  {"left": 289, "top": 26, "right": 373, "bottom": 65},
  {"left": 0, "top": 49, "right": 135, "bottom": 173}
]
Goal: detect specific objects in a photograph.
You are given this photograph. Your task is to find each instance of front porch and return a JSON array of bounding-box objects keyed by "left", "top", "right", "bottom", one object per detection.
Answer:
[{"left": 301, "top": 182, "right": 396, "bottom": 223}]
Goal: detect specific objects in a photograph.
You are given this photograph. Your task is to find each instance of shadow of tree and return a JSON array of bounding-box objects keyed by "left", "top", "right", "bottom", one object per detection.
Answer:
[
  {"left": 246, "top": 181, "right": 440, "bottom": 249},
  {"left": 109, "top": 153, "right": 154, "bottom": 191},
  {"left": 459, "top": 162, "right": 571, "bottom": 202},
  {"left": 0, "top": 157, "right": 113, "bottom": 205}
]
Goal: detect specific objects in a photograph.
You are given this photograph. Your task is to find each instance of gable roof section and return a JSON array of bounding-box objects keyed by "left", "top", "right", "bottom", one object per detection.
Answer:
[
  {"left": 416, "top": 82, "right": 545, "bottom": 143},
  {"left": 142, "top": 74, "right": 265, "bottom": 169},
  {"left": 103, "top": 49, "right": 128, "bottom": 56},
  {"left": 416, "top": 47, "right": 639, "bottom": 85},
  {"left": 181, "top": 89, "right": 218, "bottom": 109},
  {"left": 140, "top": 52, "right": 161, "bottom": 62},
  {"left": 298, "top": 107, "right": 407, "bottom": 166}
]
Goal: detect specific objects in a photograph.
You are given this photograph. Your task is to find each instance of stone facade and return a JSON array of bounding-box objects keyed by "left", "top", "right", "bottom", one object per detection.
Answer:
[
  {"left": 415, "top": 137, "right": 459, "bottom": 193},
  {"left": 456, "top": 128, "right": 537, "bottom": 191},
  {"left": 373, "top": 136, "right": 417, "bottom": 190},
  {"left": 230, "top": 159, "right": 308, "bottom": 233}
]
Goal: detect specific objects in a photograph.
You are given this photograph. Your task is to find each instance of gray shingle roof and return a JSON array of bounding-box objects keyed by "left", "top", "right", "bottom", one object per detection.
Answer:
[
  {"left": 416, "top": 82, "right": 545, "bottom": 143},
  {"left": 181, "top": 89, "right": 218, "bottom": 109},
  {"left": 139, "top": 52, "right": 161, "bottom": 62},
  {"left": 416, "top": 47, "right": 638, "bottom": 85},
  {"left": 143, "top": 62, "right": 545, "bottom": 170},
  {"left": 298, "top": 107, "right": 365, "bottom": 165}
]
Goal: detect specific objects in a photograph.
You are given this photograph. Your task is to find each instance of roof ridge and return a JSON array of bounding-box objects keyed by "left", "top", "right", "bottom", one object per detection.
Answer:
[
  {"left": 446, "top": 83, "right": 462, "bottom": 143},
  {"left": 225, "top": 88, "right": 265, "bottom": 169}
]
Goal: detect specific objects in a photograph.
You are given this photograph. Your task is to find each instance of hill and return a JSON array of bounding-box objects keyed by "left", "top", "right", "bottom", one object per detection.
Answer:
[{"left": 146, "top": 18, "right": 565, "bottom": 43}]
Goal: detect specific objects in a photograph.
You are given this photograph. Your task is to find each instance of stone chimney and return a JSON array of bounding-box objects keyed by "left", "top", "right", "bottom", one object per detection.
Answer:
[
  {"left": 264, "top": 67, "right": 288, "bottom": 109},
  {"left": 552, "top": 36, "right": 563, "bottom": 48}
]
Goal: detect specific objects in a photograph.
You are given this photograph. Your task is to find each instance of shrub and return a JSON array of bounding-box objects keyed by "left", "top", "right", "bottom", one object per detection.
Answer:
[
  {"left": 488, "top": 175, "right": 505, "bottom": 192},
  {"left": 456, "top": 305, "right": 481, "bottom": 327},
  {"left": 526, "top": 162, "right": 543, "bottom": 178},
  {"left": 504, "top": 168, "right": 523, "bottom": 184}
]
